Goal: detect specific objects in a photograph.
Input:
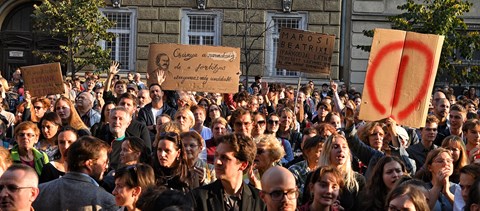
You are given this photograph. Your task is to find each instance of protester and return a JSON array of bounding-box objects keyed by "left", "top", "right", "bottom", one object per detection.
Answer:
[
  {"left": 181, "top": 131, "right": 214, "bottom": 188},
  {"left": 265, "top": 113, "right": 294, "bottom": 165},
  {"left": 249, "top": 134, "right": 285, "bottom": 189},
  {"left": 0, "top": 146, "right": 12, "bottom": 176},
  {"left": 407, "top": 115, "right": 440, "bottom": 168},
  {"left": 441, "top": 135, "right": 468, "bottom": 183},
  {"left": 300, "top": 166, "right": 343, "bottom": 211},
  {"left": 453, "top": 164, "right": 480, "bottom": 211},
  {"left": 23, "top": 94, "right": 50, "bottom": 123},
  {"left": 112, "top": 164, "right": 156, "bottom": 211},
  {"left": 386, "top": 184, "right": 430, "bottom": 211},
  {"left": 260, "top": 166, "right": 298, "bottom": 211},
  {"left": 252, "top": 112, "right": 267, "bottom": 140},
  {"left": 39, "top": 128, "right": 77, "bottom": 183},
  {"left": 54, "top": 96, "right": 90, "bottom": 136},
  {"left": 0, "top": 164, "right": 40, "bottom": 211},
  {"left": 10, "top": 121, "right": 48, "bottom": 175},
  {"left": 33, "top": 136, "right": 116, "bottom": 210},
  {"left": 174, "top": 108, "right": 195, "bottom": 132},
  {"left": 205, "top": 117, "right": 228, "bottom": 164},
  {"left": 189, "top": 133, "right": 265, "bottom": 210},
  {"left": 75, "top": 92, "right": 101, "bottom": 128}
]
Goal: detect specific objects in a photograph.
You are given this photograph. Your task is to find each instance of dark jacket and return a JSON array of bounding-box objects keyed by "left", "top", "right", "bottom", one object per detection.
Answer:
[
  {"left": 137, "top": 102, "right": 176, "bottom": 140},
  {"left": 189, "top": 180, "right": 265, "bottom": 211},
  {"left": 94, "top": 120, "right": 151, "bottom": 150}
]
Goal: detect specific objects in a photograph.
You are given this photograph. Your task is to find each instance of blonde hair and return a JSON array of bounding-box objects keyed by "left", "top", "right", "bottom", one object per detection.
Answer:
[
  {"left": 256, "top": 134, "right": 285, "bottom": 163},
  {"left": 318, "top": 134, "right": 359, "bottom": 192}
]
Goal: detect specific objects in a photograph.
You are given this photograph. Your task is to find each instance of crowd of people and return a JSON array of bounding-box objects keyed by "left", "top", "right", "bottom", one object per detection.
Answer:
[{"left": 1, "top": 63, "right": 480, "bottom": 211}]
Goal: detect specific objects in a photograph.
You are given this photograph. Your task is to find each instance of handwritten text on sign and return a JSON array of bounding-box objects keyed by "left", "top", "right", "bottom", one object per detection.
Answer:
[
  {"left": 21, "top": 63, "right": 64, "bottom": 97},
  {"left": 359, "top": 29, "right": 444, "bottom": 128},
  {"left": 147, "top": 44, "right": 240, "bottom": 93},
  {"left": 276, "top": 28, "right": 335, "bottom": 74}
]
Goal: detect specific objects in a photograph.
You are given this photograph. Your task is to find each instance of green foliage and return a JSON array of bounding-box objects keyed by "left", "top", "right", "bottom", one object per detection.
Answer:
[
  {"left": 358, "top": 0, "right": 480, "bottom": 84},
  {"left": 33, "top": 0, "right": 115, "bottom": 77}
]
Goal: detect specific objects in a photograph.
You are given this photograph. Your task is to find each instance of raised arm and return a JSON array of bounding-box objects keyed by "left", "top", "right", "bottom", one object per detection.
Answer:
[{"left": 105, "top": 61, "right": 120, "bottom": 92}]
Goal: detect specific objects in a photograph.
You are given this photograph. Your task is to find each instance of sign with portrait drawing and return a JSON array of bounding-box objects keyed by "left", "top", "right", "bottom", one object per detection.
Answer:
[
  {"left": 21, "top": 63, "right": 64, "bottom": 97},
  {"left": 147, "top": 43, "right": 241, "bottom": 93},
  {"left": 276, "top": 28, "right": 335, "bottom": 74},
  {"left": 359, "top": 29, "right": 444, "bottom": 128}
]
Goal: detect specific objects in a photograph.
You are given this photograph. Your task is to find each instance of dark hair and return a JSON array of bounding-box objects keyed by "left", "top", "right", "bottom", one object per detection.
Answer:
[
  {"left": 155, "top": 132, "right": 189, "bottom": 186},
  {"left": 216, "top": 133, "right": 256, "bottom": 172},
  {"left": 136, "top": 187, "right": 192, "bottom": 211},
  {"left": 229, "top": 108, "right": 251, "bottom": 129},
  {"left": 386, "top": 184, "right": 430, "bottom": 211},
  {"left": 124, "top": 137, "right": 152, "bottom": 164},
  {"left": 466, "top": 177, "right": 480, "bottom": 211},
  {"left": 362, "top": 156, "right": 407, "bottom": 210},
  {"left": 114, "top": 164, "right": 155, "bottom": 190},
  {"left": 460, "top": 164, "right": 480, "bottom": 180},
  {"left": 66, "top": 136, "right": 110, "bottom": 172},
  {"left": 40, "top": 112, "right": 62, "bottom": 127},
  {"left": 100, "top": 101, "right": 116, "bottom": 123},
  {"left": 302, "top": 135, "right": 323, "bottom": 152},
  {"left": 117, "top": 92, "right": 138, "bottom": 107}
]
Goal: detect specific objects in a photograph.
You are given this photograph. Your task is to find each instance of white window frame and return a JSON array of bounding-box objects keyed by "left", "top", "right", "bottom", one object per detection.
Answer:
[
  {"left": 265, "top": 12, "right": 307, "bottom": 77},
  {"left": 100, "top": 8, "right": 137, "bottom": 71},
  {"left": 181, "top": 9, "right": 222, "bottom": 45}
]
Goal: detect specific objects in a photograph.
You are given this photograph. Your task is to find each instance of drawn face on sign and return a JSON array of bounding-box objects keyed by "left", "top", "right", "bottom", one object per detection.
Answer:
[{"left": 155, "top": 54, "right": 170, "bottom": 70}]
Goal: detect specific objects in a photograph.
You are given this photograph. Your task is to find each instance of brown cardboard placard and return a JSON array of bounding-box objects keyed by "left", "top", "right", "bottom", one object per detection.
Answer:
[
  {"left": 276, "top": 28, "right": 335, "bottom": 74},
  {"left": 21, "top": 63, "right": 64, "bottom": 97},
  {"left": 359, "top": 28, "right": 444, "bottom": 128},
  {"left": 147, "top": 43, "right": 241, "bottom": 93}
]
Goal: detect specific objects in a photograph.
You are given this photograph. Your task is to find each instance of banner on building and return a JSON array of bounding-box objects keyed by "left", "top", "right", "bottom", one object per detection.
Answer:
[
  {"left": 147, "top": 43, "right": 241, "bottom": 93},
  {"left": 276, "top": 28, "right": 335, "bottom": 74},
  {"left": 359, "top": 28, "right": 445, "bottom": 128},
  {"left": 21, "top": 63, "right": 64, "bottom": 97}
]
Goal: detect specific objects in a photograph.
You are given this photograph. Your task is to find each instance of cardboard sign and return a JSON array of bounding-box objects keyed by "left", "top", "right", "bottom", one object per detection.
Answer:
[
  {"left": 147, "top": 43, "right": 241, "bottom": 93},
  {"left": 21, "top": 63, "right": 64, "bottom": 97},
  {"left": 359, "top": 29, "right": 444, "bottom": 128},
  {"left": 276, "top": 28, "right": 335, "bottom": 74}
]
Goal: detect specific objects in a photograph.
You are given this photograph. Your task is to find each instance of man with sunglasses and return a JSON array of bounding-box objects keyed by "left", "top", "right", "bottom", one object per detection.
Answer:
[
  {"left": 0, "top": 164, "right": 39, "bottom": 211},
  {"left": 260, "top": 166, "right": 298, "bottom": 211},
  {"left": 189, "top": 133, "right": 265, "bottom": 210}
]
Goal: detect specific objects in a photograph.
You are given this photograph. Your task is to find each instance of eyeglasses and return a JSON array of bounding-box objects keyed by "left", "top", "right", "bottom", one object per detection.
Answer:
[
  {"left": 183, "top": 144, "right": 199, "bottom": 149},
  {"left": 0, "top": 184, "right": 33, "bottom": 193},
  {"left": 18, "top": 132, "right": 36, "bottom": 138},
  {"left": 268, "top": 120, "right": 279, "bottom": 125},
  {"left": 263, "top": 189, "right": 298, "bottom": 201},
  {"left": 33, "top": 106, "right": 43, "bottom": 110}
]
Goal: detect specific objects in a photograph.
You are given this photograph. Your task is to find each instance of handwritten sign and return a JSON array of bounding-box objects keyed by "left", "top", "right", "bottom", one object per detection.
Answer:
[
  {"left": 147, "top": 44, "right": 240, "bottom": 93},
  {"left": 359, "top": 29, "right": 444, "bottom": 128},
  {"left": 276, "top": 28, "right": 335, "bottom": 74},
  {"left": 21, "top": 63, "right": 64, "bottom": 97}
]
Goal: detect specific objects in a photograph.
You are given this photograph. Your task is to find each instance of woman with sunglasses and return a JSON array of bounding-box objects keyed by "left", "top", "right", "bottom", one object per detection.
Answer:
[
  {"left": 265, "top": 113, "right": 294, "bottom": 165},
  {"left": 22, "top": 93, "right": 50, "bottom": 123},
  {"left": 277, "top": 108, "right": 303, "bottom": 154},
  {"left": 252, "top": 112, "right": 267, "bottom": 140},
  {"left": 180, "top": 131, "right": 215, "bottom": 188},
  {"left": 155, "top": 132, "right": 190, "bottom": 192},
  {"left": 113, "top": 164, "right": 156, "bottom": 211},
  {"left": 248, "top": 134, "right": 285, "bottom": 189},
  {"left": 205, "top": 104, "right": 222, "bottom": 128}
]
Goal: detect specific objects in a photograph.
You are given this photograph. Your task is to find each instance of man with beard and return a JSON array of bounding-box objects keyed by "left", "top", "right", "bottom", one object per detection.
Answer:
[
  {"left": 137, "top": 84, "right": 176, "bottom": 140},
  {"left": 33, "top": 136, "right": 116, "bottom": 211},
  {"left": 407, "top": 115, "right": 439, "bottom": 168},
  {"left": 434, "top": 97, "right": 450, "bottom": 133},
  {"left": 148, "top": 53, "right": 171, "bottom": 86},
  {"left": 260, "top": 166, "right": 298, "bottom": 211},
  {"left": 189, "top": 133, "right": 265, "bottom": 211}
]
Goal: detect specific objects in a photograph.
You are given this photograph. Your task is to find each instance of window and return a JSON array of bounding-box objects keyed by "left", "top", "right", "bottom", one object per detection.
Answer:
[
  {"left": 265, "top": 12, "right": 307, "bottom": 77},
  {"left": 181, "top": 10, "right": 222, "bottom": 45},
  {"left": 100, "top": 8, "right": 137, "bottom": 71}
]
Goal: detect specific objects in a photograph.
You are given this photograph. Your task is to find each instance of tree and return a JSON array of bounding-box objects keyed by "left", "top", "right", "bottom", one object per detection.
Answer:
[
  {"left": 359, "top": 0, "right": 480, "bottom": 84},
  {"left": 32, "top": 0, "right": 115, "bottom": 78}
]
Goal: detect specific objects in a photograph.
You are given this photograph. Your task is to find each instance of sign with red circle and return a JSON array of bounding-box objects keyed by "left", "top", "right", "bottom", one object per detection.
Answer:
[{"left": 359, "top": 29, "right": 445, "bottom": 128}]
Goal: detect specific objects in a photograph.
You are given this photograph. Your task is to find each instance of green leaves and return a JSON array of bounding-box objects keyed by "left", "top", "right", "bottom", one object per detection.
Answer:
[
  {"left": 33, "top": 0, "right": 115, "bottom": 77},
  {"left": 358, "top": 0, "right": 479, "bottom": 84}
]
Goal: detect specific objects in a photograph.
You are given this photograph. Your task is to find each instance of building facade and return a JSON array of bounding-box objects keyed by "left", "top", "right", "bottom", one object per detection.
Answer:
[
  {"left": 344, "top": 0, "right": 480, "bottom": 91},
  {"left": 0, "top": 0, "right": 342, "bottom": 85}
]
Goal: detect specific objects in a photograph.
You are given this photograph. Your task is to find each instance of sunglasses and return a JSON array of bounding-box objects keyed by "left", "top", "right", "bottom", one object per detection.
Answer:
[{"left": 0, "top": 184, "right": 33, "bottom": 193}]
